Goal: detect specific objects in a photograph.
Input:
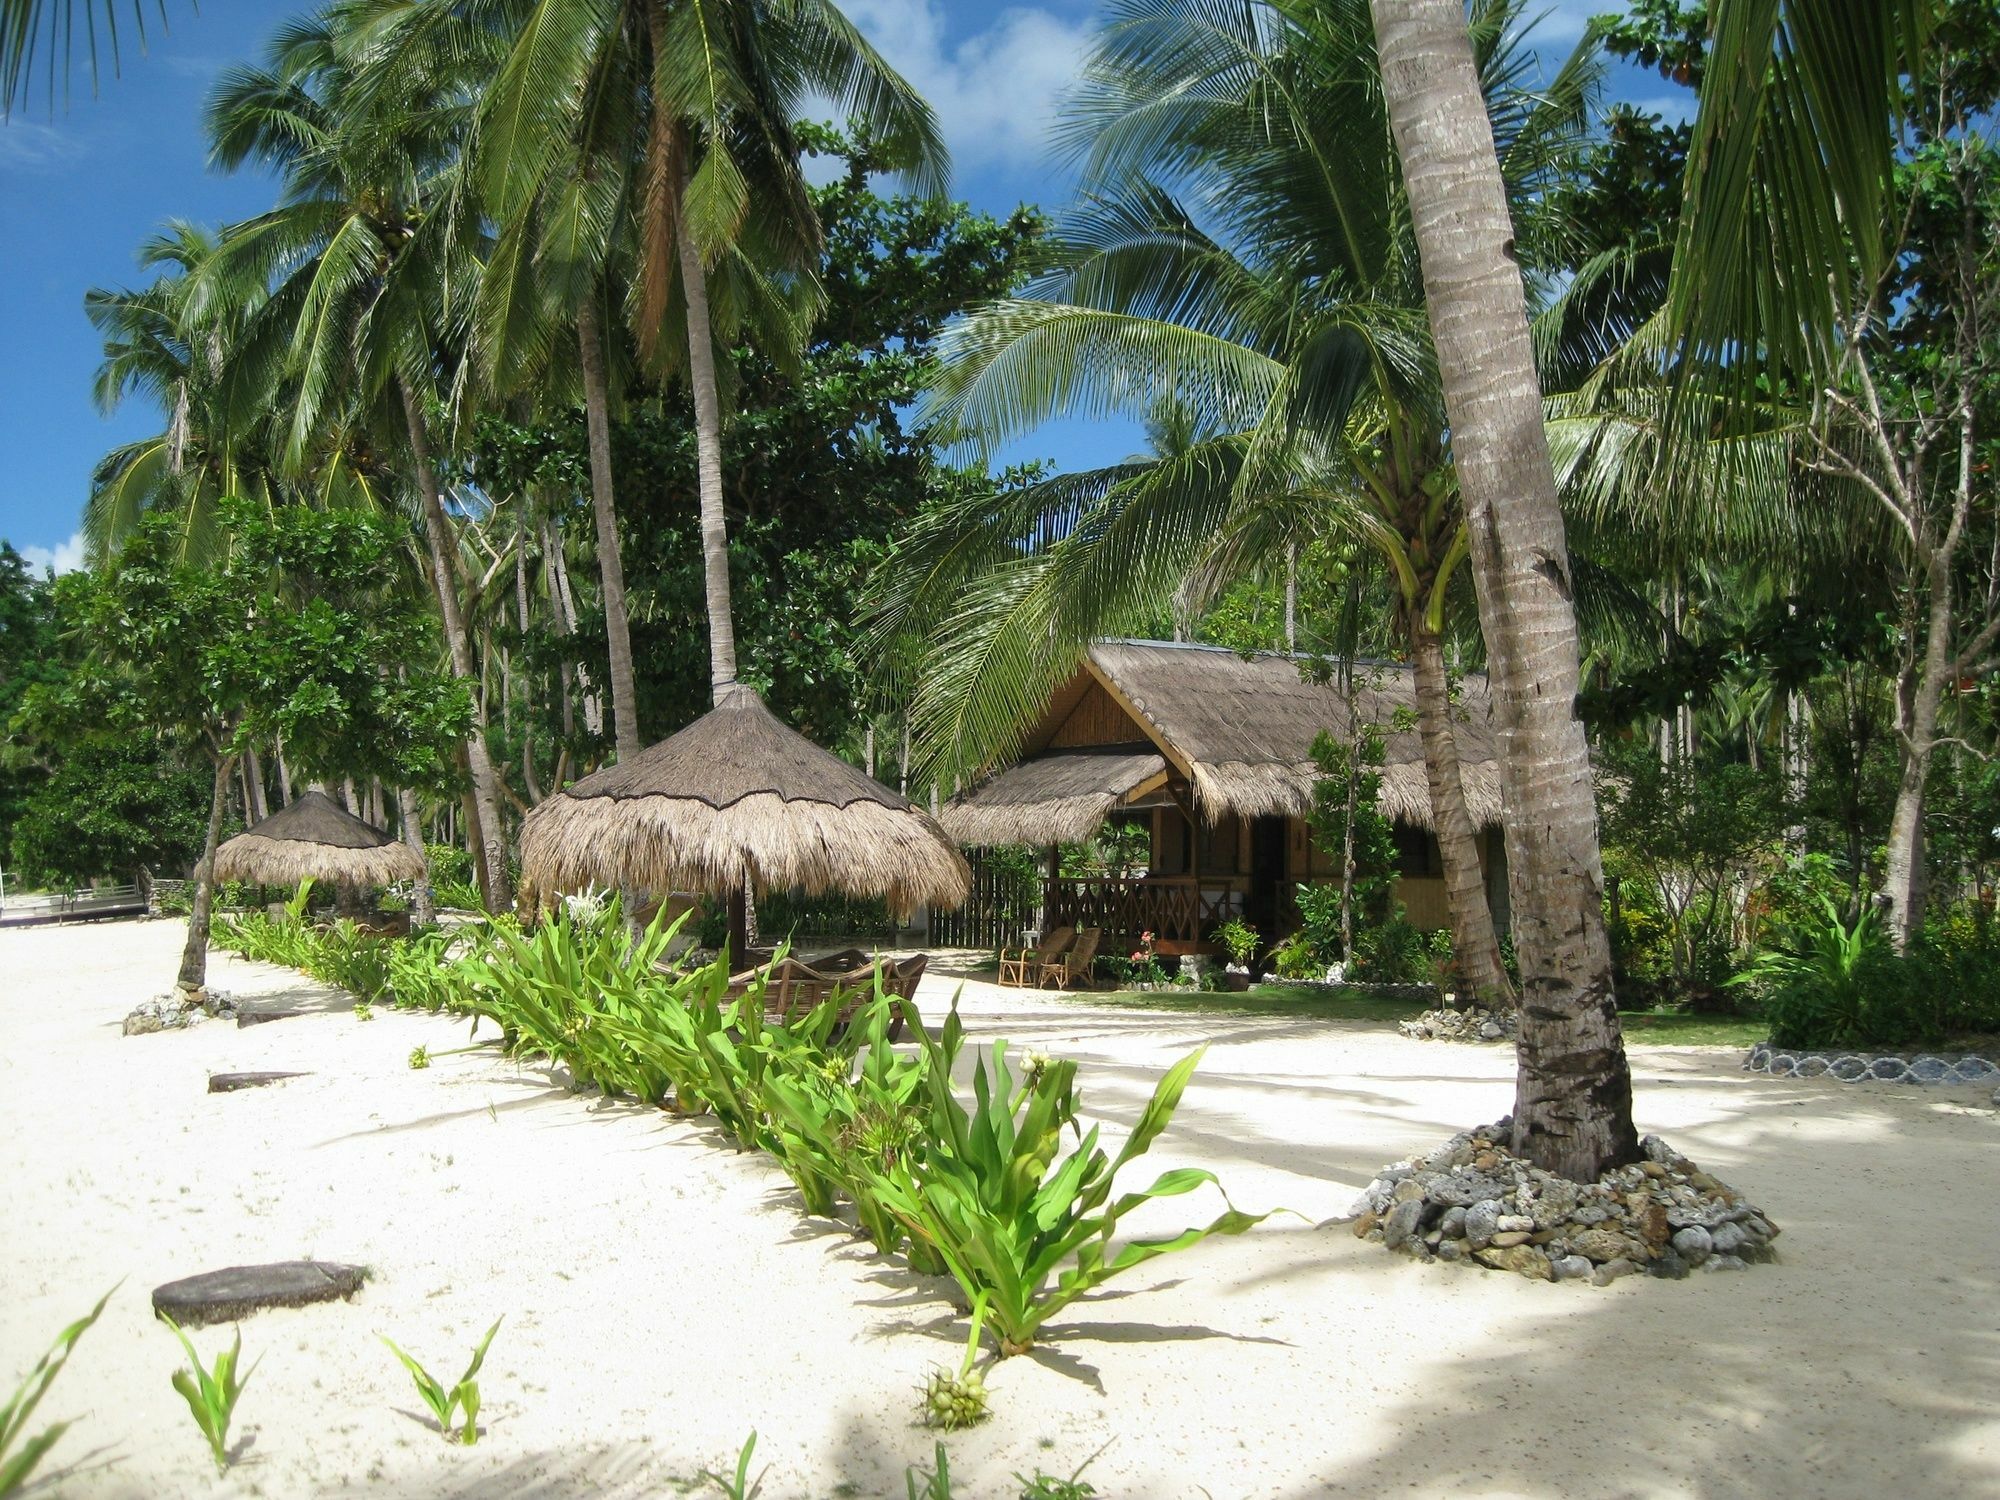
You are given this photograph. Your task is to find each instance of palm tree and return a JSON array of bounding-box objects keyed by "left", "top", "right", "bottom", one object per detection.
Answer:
[
  {"left": 1366, "top": 0, "right": 1641, "bottom": 1179},
  {"left": 202, "top": 6, "right": 516, "bottom": 906},
  {"left": 83, "top": 220, "right": 277, "bottom": 564},
  {"left": 885, "top": 0, "right": 1610, "bottom": 1004},
  {"left": 464, "top": 0, "right": 946, "bottom": 714}
]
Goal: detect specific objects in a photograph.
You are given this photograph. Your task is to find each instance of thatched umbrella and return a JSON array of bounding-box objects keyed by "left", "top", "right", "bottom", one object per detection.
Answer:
[
  {"left": 213, "top": 790, "right": 426, "bottom": 890},
  {"left": 518, "top": 685, "right": 969, "bottom": 953}
]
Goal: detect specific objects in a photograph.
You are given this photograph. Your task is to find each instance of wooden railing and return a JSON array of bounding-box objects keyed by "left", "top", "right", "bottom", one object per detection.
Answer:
[{"left": 1042, "top": 876, "right": 1242, "bottom": 951}]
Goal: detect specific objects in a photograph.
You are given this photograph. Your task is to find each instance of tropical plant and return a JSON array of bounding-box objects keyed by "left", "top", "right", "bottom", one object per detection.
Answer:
[
  {"left": 905, "top": 1442, "right": 956, "bottom": 1500},
  {"left": 381, "top": 1317, "right": 502, "bottom": 1446},
  {"left": 441, "top": 0, "right": 949, "bottom": 772},
  {"left": 864, "top": 1011, "right": 1265, "bottom": 1357},
  {"left": 409, "top": 1044, "right": 432, "bottom": 1070},
  {"left": 700, "top": 1430, "right": 765, "bottom": 1500},
  {"left": 0, "top": 1287, "right": 113, "bottom": 1497},
  {"left": 1210, "top": 918, "right": 1260, "bottom": 967},
  {"left": 202, "top": 7, "right": 514, "bottom": 905},
  {"left": 1367, "top": 0, "right": 1642, "bottom": 1178},
  {"left": 159, "top": 1316, "right": 253, "bottom": 1471}
]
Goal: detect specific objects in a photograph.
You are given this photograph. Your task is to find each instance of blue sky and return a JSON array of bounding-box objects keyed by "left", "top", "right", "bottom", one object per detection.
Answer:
[{"left": 0, "top": 0, "right": 1679, "bottom": 572}]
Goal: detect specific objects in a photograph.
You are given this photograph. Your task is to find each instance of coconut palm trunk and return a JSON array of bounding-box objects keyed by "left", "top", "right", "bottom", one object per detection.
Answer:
[
  {"left": 177, "top": 750, "right": 238, "bottom": 997},
  {"left": 675, "top": 200, "right": 740, "bottom": 699},
  {"left": 1370, "top": 0, "right": 1637, "bottom": 1180},
  {"left": 1409, "top": 622, "right": 1512, "bottom": 1004},
  {"left": 674, "top": 184, "right": 749, "bottom": 957},
  {"left": 398, "top": 377, "right": 514, "bottom": 909},
  {"left": 577, "top": 297, "right": 643, "bottom": 763}
]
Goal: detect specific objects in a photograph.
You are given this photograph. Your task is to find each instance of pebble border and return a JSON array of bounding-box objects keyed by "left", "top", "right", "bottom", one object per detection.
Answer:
[{"left": 1743, "top": 1041, "right": 1998, "bottom": 1085}]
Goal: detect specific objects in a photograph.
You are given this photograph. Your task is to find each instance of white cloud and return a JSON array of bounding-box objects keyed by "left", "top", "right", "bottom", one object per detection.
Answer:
[
  {"left": 0, "top": 120, "right": 86, "bottom": 173},
  {"left": 17, "top": 530, "right": 86, "bottom": 576},
  {"left": 837, "top": 0, "right": 1093, "bottom": 174}
]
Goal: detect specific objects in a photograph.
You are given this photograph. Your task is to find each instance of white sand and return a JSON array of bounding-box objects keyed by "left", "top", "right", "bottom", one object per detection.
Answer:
[{"left": 2, "top": 918, "right": 1996, "bottom": 1500}]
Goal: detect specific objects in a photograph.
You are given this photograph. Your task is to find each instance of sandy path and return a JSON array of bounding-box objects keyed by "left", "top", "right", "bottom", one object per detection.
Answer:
[{"left": 2, "top": 918, "right": 1996, "bottom": 1499}]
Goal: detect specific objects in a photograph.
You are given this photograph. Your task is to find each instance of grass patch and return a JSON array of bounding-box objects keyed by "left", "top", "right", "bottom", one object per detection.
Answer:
[
  {"left": 1067, "top": 985, "right": 1772, "bottom": 1047},
  {"left": 1613, "top": 1012, "right": 1768, "bottom": 1048},
  {"left": 1064, "top": 983, "right": 1424, "bottom": 1025}
]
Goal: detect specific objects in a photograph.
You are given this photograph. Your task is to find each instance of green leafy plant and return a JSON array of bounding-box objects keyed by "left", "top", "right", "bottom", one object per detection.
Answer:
[
  {"left": 352, "top": 999, "right": 375, "bottom": 1022},
  {"left": 160, "top": 1316, "right": 253, "bottom": 1471},
  {"left": 380, "top": 1317, "right": 502, "bottom": 1445},
  {"left": 1014, "top": 1447, "right": 1105, "bottom": 1500},
  {"left": 700, "top": 1430, "right": 766, "bottom": 1498},
  {"left": 866, "top": 1008, "right": 1267, "bottom": 1356},
  {"left": 1, "top": 1287, "right": 114, "bottom": 1496},
  {"left": 1731, "top": 894, "right": 1886, "bottom": 1045},
  {"left": 905, "top": 1442, "right": 956, "bottom": 1500},
  {"left": 1209, "top": 918, "right": 1260, "bottom": 967},
  {"left": 408, "top": 1045, "right": 431, "bottom": 1070}
]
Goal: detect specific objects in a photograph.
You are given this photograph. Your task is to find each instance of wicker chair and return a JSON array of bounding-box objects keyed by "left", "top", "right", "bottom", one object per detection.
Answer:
[
  {"left": 1039, "top": 927, "right": 1101, "bottom": 989},
  {"left": 997, "top": 925, "right": 1074, "bottom": 987}
]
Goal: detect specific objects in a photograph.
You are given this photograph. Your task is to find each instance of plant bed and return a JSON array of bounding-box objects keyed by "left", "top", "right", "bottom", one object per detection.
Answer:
[
  {"left": 1346, "top": 1123, "right": 1778, "bottom": 1283},
  {"left": 1743, "top": 1042, "right": 1998, "bottom": 1085}
]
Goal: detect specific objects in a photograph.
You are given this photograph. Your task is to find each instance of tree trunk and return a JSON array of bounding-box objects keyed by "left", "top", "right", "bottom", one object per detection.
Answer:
[
  {"left": 244, "top": 746, "right": 269, "bottom": 823},
  {"left": 1783, "top": 688, "right": 1809, "bottom": 854},
  {"left": 177, "top": 752, "right": 237, "bottom": 997},
  {"left": 674, "top": 184, "right": 740, "bottom": 701},
  {"left": 1410, "top": 624, "right": 1513, "bottom": 1004},
  {"left": 577, "top": 297, "right": 643, "bottom": 761},
  {"left": 397, "top": 785, "right": 436, "bottom": 929},
  {"left": 1371, "top": 0, "right": 1637, "bottom": 1180},
  {"left": 275, "top": 736, "right": 292, "bottom": 805},
  {"left": 399, "top": 376, "right": 513, "bottom": 909},
  {"left": 1882, "top": 562, "right": 1953, "bottom": 948}
]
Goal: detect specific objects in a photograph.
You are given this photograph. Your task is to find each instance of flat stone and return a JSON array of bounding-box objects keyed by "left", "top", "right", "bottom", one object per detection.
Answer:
[
  {"left": 237, "top": 1008, "right": 309, "bottom": 1028},
  {"left": 153, "top": 1261, "right": 366, "bottom": 1327},
  {"left": 1474, "top": 1244, "right": 1552, "bottom": 1280},
  {"left": 1592, "top": 1257, "right": 1642, "bottom": 1286},
  {"left": 1489, "top": 1230, "right": 1532, "bottom": 1248},
  {"left": 208, "top": 1071, "right": 309, "bottom": 1093}
]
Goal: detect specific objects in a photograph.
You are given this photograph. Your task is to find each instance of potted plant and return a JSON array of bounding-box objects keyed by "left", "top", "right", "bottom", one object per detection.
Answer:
[{"left": 1210, "top": 918, "right": 1260, "bottom": 990}]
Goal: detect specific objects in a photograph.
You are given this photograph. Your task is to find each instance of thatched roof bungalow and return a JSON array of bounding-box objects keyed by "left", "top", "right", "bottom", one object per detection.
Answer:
[
  {"left": 940, "top": 640, "right": 1508, "bottom": 955},
  {"left": 212, "top": 790, "right": 425, "bottom": 890}
]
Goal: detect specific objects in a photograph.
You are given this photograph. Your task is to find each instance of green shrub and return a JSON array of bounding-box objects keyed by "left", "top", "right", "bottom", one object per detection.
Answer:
[
  {"left": 861, "top": 1009, "right": 1266, "bottom": 1357},
  {"left": 459, "top": 898, "right": 696, "bottom": 1098},
  {"left": 1352, "top": 915, "right": 1428, "bottom": 985},
  {"left": 1209, "top": 918, "right": 1259, "bottom": 966}
]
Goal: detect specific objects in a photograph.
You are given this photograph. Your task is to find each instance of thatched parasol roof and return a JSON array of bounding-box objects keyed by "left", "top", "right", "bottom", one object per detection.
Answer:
[
  {"left": 213, "top": 790, "right": 426, "bottom": 889},
  {"left": 942, "top": 640, "right": 1502, "bottom": 845},
  {"left": 517, "top": 684, "right": 970, "bottom": 920}
]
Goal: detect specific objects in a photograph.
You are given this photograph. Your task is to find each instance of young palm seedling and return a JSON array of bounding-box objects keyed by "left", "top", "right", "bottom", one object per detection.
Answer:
[
  {"left": 700, "top": 1430, "right": 766, "bottom": 1498},
  {"left": 159, "top": 1316, "right": 253, "bottom": 1471},
  {"left": 381, "top": 1317, "right": 502, "bottom": 1445},
  {"left": 1, "top": 1286, "right": 115, "bottom": 1495}
]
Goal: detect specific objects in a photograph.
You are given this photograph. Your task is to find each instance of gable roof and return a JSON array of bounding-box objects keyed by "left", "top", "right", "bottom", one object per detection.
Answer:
[{"left": 942, "top": 639, "right": 1501, "bottom": 844}]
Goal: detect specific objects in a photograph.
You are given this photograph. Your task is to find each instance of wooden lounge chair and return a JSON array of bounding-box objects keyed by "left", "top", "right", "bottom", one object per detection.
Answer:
[
  {"left": 726, "top": 948, "right": 927, "bottom": 1039},
  {"left": 1039, "top": 927, "right": 1100, "bottom": 989},
  {"left": 998, "top": 925, "right": 1073, "bottom": 987}
]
